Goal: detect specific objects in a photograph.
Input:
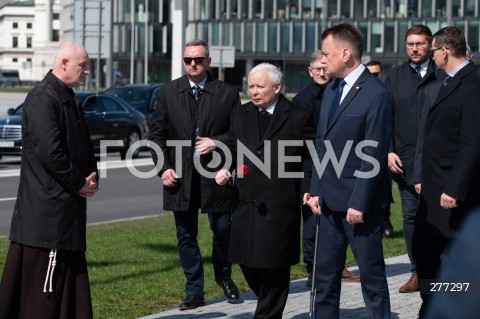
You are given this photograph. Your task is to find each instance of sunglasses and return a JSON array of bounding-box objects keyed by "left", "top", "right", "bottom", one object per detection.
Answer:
[{"left": 183, "top": 57, "right": 207, "bottom": 64}]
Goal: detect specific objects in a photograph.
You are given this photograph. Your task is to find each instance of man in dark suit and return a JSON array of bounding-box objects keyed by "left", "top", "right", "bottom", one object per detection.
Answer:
[
  {"left": 293, "top": 50, "right": 359, "bottom": 286},
  {"left": 149, "top": 39, "right": 241, "bottom": 310},
  {"left": 413, "top": 26, "right": 480, "bottom": 318},
  {"left": 383, "top": 25, "right": 444, "bottom": 293},
  {"left": 216, "top": 62, "right": 316, "bottom": 318},
  {"left": 308, "top": 23, "right": 394, "bottom": 319}
]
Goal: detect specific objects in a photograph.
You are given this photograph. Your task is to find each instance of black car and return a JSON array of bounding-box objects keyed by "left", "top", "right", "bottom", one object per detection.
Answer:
[
  {"left": 0, "top": 93, "right": 149, "bottom": 159},
  {"left": 104, "top": 83, "right": 162, "bottom": 126},
  {"left": 0, "top": 104, "right": 22, "bottom": 159}
]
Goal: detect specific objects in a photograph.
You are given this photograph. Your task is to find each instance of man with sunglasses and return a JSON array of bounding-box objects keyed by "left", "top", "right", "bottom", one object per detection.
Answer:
[
  {"left": 383, "top": 25, "right": 444, "bottom": 294},
  {"left": 149, "top": 39, "right": 241, "bottom": 310}
]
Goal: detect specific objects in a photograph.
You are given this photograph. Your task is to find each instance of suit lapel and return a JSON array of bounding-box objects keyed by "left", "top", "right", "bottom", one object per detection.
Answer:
[
  {"left": 431, "top": 62, "right": 475, "bottom": 111},
  {"left": 326, "top": 69, "right": 369, "bottom": 133}
]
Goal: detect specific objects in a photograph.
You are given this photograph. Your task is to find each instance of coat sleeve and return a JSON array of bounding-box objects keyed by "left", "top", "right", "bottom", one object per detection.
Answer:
[
  {"left": 149, "top": 88, "right": 173, "bottom": 176},
  {"left": 211, "top": 91, "right": 241, "bottom": 153},
  {"left": 24, "top": 91, "right": 86, "bottom": 194}
]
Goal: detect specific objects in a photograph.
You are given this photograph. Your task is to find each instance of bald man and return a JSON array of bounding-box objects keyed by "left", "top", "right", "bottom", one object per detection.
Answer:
[{"left": 0, "top": 41, "right": 98, "bottom": 319}]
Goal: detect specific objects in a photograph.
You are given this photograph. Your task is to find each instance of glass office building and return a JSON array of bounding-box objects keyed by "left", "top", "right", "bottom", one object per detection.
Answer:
[
  {"left": 3, "top": 0, "right": 479, "bottom": 91},
  {"left": 178, "top": 0, "right": 480, "bottom": 92}
]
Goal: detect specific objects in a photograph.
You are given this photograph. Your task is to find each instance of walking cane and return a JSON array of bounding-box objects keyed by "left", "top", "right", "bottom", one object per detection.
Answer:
[{"left": 308, "top": 213, "right": 320, "bottom": 319}]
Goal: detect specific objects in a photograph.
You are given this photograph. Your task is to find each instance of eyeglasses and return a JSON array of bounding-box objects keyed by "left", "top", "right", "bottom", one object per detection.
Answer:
[
  {"left": 429, "top": 47, "right": 446, "bottom": 57},
  {"left": 183, "top": 57, "right": 207, "bottom": 64},
  {"left": 309, "top": 67, "right": 327, "bottom": 75},
  {"left": 406, "top": 42, "right": 428, "bottom": 49}
]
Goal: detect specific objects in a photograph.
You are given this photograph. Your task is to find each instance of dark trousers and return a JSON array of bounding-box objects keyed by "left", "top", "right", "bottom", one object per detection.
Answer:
[
  {"left": 412, "top": 230, "right": 451, "bottom": 318},
  {"left": 314, "top": 205, "right": 390, "bottom": 319},
  {"left": 239, "top": 264, "right": 290, "bottom": 319},
  {"left": 302, "top": 204, "right": 316, "bottom": 273},
  {"left": 398, "top": 184, "right": 419, "bottom": 274},
  {"left": 174, "top": 198, "right": 232, "bottom": 296}
]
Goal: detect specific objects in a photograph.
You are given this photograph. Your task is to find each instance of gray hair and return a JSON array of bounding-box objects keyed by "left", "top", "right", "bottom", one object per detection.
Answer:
[
  {"left": 310, "top": 50, "right": 323, "bottom": 64},
  {"left": 249, "top": 63, "right": 283, "bottom": 85},
  {"left": 185, "top": 39, "right": 209, "bottom": 57}
]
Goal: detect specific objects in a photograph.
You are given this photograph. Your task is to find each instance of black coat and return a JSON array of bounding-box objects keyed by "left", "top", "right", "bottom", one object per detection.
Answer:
[
  {"left": 228, "top": 95, "right": 316, "bottom": 268},
  {"left": 149, "top": 71, "right": 241, "bottom": 212},
  {"left": 383, "top": 59, "right": 444, "bottom": 185},
  {"left": 292, "top": 80, "right": 327, "bottom": 199},
  {"left": 416, "top": 62, "right": 480, "bottom": 237},
  {"left": 9, "top": 71, "right": 98, "bottom": 251}
]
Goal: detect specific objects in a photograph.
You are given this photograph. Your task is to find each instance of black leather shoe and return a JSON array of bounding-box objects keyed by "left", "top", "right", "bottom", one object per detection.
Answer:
[
  {"left": 179, "top": 295, "right": 205, "bottom": 311},
  {"left": 217, "top": 279, "right": 240, "bottom": 301}
]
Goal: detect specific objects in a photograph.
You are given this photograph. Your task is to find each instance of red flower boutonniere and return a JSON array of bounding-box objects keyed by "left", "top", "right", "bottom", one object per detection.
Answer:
[
  {"left": 237, "top": 164, "right": 249, "bottom": 177},
  {"left": 303, "top": 193, "right": 311, "bottom": 205}
]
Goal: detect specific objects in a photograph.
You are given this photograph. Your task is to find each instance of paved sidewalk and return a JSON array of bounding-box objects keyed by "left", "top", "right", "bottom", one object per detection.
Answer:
[{"left": 139, "top": 254, "right": 421, "bottom": 319}]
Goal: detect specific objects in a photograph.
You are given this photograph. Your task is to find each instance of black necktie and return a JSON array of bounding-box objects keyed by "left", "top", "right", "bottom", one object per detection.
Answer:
[
  {"left": 443, "top": 75, "right": 452, "bottom": 86},
  {"left": 192, "top": 85, "right": 200, "bottom": 100},
  {"left": 415, "top": 66, "right": 423, "bottom": 80},
  {"left": 327, "top": 79, "right": 346, "bottom": 126}
]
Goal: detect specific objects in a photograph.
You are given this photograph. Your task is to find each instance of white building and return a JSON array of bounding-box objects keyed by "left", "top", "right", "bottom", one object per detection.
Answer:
[{"left": 0, "top": 0, "right": 61, "bottom": 82}]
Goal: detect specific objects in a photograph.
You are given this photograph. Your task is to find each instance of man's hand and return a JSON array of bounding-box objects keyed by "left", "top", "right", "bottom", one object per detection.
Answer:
[
  {"left": 215, "top": 169, "right": 231, "bottom": 185},
  {"left": 415, "top": 183, "right": 421, "bottom": 194},
  {"left": 195, "top": 137, "right": 216, "bottom": 155},
  {"left": 308, "top": 196, "right": 321, "bottom": 215},
  {"left": 388, "top": 152, "right": 404, "bottom": 174},
  {"left": 78, "top": 172, "right": 99, "bottom": 198},
  {"left": 162, "top": 168, "right": 179, "bottom": 187},
  {"left": 346, "top": 208, "right": 364, "bottom": 224},
  {"left": 440, "top": 193, "right": 458, "bottom": 210}
]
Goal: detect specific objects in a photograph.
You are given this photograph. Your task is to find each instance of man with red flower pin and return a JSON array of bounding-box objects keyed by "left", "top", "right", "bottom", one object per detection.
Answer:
[{"left": 216, "top": 62, "right": 316, "bottom": 318}]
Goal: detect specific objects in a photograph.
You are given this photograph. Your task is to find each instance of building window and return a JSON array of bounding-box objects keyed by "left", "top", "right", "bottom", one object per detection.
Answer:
[
  {"left": 13, "top": 22, "right": 18, "bottom": 28},
  {"left": 27, "top": 22, "right": 32, "bottom": 28},
  {"left": 27, "top": 58, "right": 32, "bottom": 62},
  {"left": 13, "top": 36, "right": 18, "bottom": 48},
  {"left": 27, "top": 37, "right": 32, "bottom": 48},
  {"left": 52, "top": 30, "right": 60, "bottom": 42},
  {"left": 13, "top": 58, "right": 18, "bottom": 62},
  {"left": 53, "top": 13, "right": 60, "bottom": 20}
]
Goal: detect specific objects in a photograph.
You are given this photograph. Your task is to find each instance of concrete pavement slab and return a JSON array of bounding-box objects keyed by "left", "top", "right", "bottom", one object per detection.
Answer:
[{"left": 138, "top": 254, "right": 421, "bottom": 319}]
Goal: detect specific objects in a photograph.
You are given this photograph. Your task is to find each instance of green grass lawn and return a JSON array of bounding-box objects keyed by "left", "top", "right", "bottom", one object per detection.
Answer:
[{"left": 0, "top": 187, "right": 405, "bottom": 319}]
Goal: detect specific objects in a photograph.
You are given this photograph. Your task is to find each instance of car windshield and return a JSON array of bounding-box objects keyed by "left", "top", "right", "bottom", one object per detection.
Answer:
[{"left": 105, "top": 87, "right": 149, "bottom": 110}]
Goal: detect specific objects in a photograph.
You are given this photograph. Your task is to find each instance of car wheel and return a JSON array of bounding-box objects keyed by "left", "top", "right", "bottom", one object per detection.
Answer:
[{"left": 120, "top": 130, "right": 141, "bottom": 159}]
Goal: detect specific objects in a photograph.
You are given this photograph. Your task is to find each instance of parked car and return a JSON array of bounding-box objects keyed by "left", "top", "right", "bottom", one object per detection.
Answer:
[
  {"left": 0, "top": 104, "right": 22, "bottom": 160},
  {"left": 77, "top": 92, "right": 149, "bottom": 158},
  {"left": 0, "top": 93, "right": 149, "bottom": 160},
  {"left": 104, "top": 83, "right": 162, "bottom": 126}
]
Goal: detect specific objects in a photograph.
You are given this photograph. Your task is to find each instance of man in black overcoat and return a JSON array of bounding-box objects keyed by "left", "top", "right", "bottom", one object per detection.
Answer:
[
  {"left": 383, "top": 25, "right": 444, "bottom": 293},
  {"left": 413, "top": 26, "right": 480, "bottom": 318},
  {"left": 216, "top": 62, "right": 316, "bottom": 318},
  {"left": 149, "top": 39, "right": 241, "bottom": 310},
  {"left": 0, "top": 41, "right": 99, "bottom": 319}
]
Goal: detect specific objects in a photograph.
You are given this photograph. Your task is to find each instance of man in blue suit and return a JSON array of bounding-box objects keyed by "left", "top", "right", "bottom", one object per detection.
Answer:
[{"left": 308, "top": 23, "right": 394, "bottom": 319}]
